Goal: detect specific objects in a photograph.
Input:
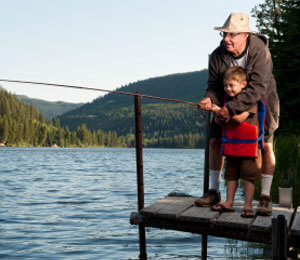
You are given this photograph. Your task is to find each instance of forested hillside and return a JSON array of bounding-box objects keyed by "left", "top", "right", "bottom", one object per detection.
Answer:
[
  {"left": 0, "top": 88, "right": 134, "bottom": 147},
  {"left": 58, "top": 70, "right": 208, "bottom": 146},
  {"left": 17, "top": 95, "right": 84, "bottom": 118}
]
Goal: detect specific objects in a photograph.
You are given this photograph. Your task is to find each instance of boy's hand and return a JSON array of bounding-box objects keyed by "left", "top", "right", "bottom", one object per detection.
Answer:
[
  {"left": 198, "top": 97, "right": 212, "bottom": 110},
  {"left": 211, "top": 104, "right": 221, "bottom": 113},
  {"left": 217, "top": 106, "right": 231, "bottom": 123}
]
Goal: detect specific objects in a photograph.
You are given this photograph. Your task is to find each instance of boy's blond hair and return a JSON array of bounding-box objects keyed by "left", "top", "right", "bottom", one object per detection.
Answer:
[{"left": 224, "top": 66, "right": 247, "bottom": 83}]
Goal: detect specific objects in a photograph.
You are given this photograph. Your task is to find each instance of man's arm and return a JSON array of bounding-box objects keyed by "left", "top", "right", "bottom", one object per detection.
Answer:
[
  {"left": 205, "top": 50, "right": 223, "bottom": 106},
  {"left": 227, "top": 38, "right": 273, "bottom": 115}
]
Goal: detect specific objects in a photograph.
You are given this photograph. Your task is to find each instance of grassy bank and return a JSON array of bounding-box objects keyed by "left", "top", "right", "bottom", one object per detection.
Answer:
[
  {"left": 254, "top": 134, "right": 300, "bottom": 207},
  {"left": 271, "top": 134, "right": 300, "bottom": 207}
]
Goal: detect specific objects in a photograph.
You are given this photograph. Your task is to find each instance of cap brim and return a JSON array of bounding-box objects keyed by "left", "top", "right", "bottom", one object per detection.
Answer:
[
  {"left": 214, "top": 26, "right": 226, "bottom": 31},
  {"left": 213, "top": 26, "right": 256, "bottom": 33}
]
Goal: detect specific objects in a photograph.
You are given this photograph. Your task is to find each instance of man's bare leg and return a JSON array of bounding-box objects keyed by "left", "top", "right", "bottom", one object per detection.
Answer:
[
  {"left": 261, "top": 142, "right": 275, "bottom": 175},
  {"left": 209, "top": 138, "right": 225, "bottom": 191},
  {"left": 194, "top": 138, "right": 224, "bottom": 206},
  {"left": 258, "top": 142, "right": 275, "bottom": 215},
  {"left": 209, "top": 138, "right": 225, "bottom": 170}
]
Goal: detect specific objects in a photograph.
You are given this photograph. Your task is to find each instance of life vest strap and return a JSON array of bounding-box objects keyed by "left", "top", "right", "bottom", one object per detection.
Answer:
[{"left": 220, "top": 133, "right": 264, "bottom": 144}]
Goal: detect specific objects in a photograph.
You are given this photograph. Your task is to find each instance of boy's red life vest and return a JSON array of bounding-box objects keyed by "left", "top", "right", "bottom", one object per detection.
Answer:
[{"left": 220, "top": 97, "right": 267, "bottom": 158}]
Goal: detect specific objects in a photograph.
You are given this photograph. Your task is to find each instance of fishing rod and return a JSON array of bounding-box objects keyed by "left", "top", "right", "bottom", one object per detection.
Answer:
[{"left": 0, "top": 79, "right": 202, "bottom": 108}]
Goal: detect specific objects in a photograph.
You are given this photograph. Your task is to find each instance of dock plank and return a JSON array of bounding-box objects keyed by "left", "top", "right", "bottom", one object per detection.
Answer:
[
  {"left": 179, "top": 206, "right": 220, "bottom": 223},
  {"left": 291, "top": 206, "right": 300, "bottom": 237},
  {"left": 179, "top": 200, "right": 258, "bottom": 226},
  {"left": 214, "top": 205, "right": 256, "bottom": 229},
  {"left": 155, "top": 196, "right": 197, "bottom": 219},
  {"left": 141, "top": 196, "right": 197, "bottom": 219},
  {"left": 141, "top": 197, "right": 173, "bottom": 216},
  {"left": 251, "top": 206, "right": 294, "bottom": 232}
]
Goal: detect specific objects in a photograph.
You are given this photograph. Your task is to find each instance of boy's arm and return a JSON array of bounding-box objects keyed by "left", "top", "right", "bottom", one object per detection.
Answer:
[
  {"left": 210, "top": 104, "right": 223, "bottom": 125},
  {"left": 199, "top": 103, "right": 250, "bottom": 124},
  {"left": 198, "top": 101, "right": 221, "bottom": 113},
  {"left": 230, "top": 111, "right": 250, "bottom": 124},
  {"left": 230, "top": 104, "right": 257, "bottom": 123}
]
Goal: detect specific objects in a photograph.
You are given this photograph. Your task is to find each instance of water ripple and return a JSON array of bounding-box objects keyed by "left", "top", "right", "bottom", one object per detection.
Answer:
[{"left": 0, "top": 148, "right": 267, "bottom": 259}]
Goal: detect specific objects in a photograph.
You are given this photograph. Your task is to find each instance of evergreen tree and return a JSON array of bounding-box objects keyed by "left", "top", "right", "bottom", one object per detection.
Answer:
[
  {"left": 38, "top": 125, "right": 48, "bottom": 146},
  {"left": 252, "top": 0, "right": 300, "bottom": 133},
  {"left": 64, "top": 125, "right": 71, "bottom": 146},
  {"left": 23, "top": 119, "right": 31, "bottom": 144},
  {"left": 0, "top": 116, "right": 9, "bottom": 143},
  {"left": 97, "top": 129, "right": 105, "bottom": 146}
]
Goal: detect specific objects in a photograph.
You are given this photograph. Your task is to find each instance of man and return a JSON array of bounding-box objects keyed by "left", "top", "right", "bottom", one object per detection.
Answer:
[{"left": 194, "top": 13, "right": 279, "bottom": 216}]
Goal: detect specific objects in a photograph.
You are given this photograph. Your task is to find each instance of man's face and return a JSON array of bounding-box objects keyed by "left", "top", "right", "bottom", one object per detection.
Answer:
[{"left": 221, "top": 32, "right": 248, "bottom": 56}]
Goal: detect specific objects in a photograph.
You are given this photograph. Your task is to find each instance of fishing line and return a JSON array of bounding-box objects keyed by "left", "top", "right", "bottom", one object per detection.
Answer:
[{"left": 0, "top": 79, "right": 201, "bottom": 108}]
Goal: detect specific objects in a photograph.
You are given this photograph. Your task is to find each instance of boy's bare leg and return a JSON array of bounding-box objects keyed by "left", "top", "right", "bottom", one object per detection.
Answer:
[
  {"left": 244, "top": 180, "right": 255, "bottom": 210},
  {"left": 211, "top": 180, "right": 236, "bottom": 211},
  {"left": 224, "top": 180, "right": 237, "bottom": 208}
]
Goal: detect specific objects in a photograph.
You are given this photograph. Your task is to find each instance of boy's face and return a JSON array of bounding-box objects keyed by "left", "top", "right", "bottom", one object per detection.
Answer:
[{"left": 223, "top": 79, "right": 247, "bottom": 97}]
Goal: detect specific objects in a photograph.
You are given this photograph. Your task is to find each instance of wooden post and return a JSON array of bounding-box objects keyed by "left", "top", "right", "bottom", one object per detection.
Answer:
[
  {"left": 203, "top": 55, "right": 211, "bottom": 194},
  {"left": 201, "top": 235, "right": 207, "bottom": 260},
  {"left": 134, "top": 94, "right": 147, "bottom": 260},
  {"left": 201, "top": 110, "right": 211, "bottom": 260},
  {"left": 272, "top": 214, "right": 287, "bottom": 260},
  {"left": 203, "top": 110, "right": 211, "bottom": 194}
]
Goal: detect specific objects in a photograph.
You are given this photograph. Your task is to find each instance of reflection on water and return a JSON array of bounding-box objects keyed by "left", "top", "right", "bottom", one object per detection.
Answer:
[{"left": 0, "top": 148, "right": 270, "bottom": 259}]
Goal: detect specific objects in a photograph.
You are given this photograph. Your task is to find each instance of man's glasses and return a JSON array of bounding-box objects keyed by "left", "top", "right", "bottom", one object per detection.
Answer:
[{"left": 220, "top": 32, "right": 240, "bottom": 39}]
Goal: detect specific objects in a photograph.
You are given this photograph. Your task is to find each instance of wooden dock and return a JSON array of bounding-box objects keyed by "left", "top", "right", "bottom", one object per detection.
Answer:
[{"left": 130, "top": 194, "right": 300, "bottom": 247}]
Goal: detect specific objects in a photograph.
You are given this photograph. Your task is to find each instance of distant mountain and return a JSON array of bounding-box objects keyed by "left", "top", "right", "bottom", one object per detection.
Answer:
[
  {"left": 58, "top": 70, "right": 209, "bottom": 143},
  {"left": 68, "top": 70, "right": 208, "bottom": 113},
  {"left": 17, "top": 95, "right": 84, "bottom": 119}
]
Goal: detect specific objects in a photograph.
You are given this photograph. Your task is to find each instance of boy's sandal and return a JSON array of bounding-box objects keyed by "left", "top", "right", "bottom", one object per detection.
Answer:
[
  {"left": 210, "top": 203, "right": 235, "bottom": 212},
  {"left": 241, "top": 209, "right": 254, "bottom": 218}
]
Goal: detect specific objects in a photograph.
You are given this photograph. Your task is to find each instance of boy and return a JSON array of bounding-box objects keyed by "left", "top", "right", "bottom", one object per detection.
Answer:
[{"left": 205, "top": 66, "right": 263, "bottom": 218}]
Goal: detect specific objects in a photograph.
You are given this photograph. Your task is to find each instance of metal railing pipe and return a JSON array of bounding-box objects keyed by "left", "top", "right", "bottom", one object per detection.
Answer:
[{"left": 134, "top": 94, "right": 147, "bottom": 260}]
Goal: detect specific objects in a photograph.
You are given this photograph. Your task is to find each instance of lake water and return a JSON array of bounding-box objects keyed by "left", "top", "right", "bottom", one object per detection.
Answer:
[{"left": 0, "top": 148, "right": 270, "bottom": 259}]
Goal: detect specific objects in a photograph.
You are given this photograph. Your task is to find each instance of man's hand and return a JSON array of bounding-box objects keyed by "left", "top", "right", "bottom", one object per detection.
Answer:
[
  {"left": 211, "top": 104, "right": 221, "bottom": 113},
  {"left": 216, "top": 106, "right": 231, "bottom": 123},
  {"left": 198, "top": 97, "right": 212, "bottom": 111}
]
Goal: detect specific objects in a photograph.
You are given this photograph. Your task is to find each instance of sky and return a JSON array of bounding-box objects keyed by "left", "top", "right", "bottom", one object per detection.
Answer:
[{"left": 0, "top": 0, "right": 263, "bottom": 103}]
